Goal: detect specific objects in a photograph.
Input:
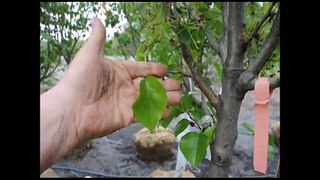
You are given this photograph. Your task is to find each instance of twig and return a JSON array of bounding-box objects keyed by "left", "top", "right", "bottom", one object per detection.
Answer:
[
  {"left": 164, "top": 2, "right": 219, "bottom": 109},
  {"left": 247, "top": 2, "right": 277, "bottom": 47},
  {"left": 169, "top": 71, "right": 192, "bottom": 78},
  {"left": 186, "top": 112, "right": 202, "bottom": 130},
  {"left": 245, "top": 8, "right": 280, "bottom": 76}
]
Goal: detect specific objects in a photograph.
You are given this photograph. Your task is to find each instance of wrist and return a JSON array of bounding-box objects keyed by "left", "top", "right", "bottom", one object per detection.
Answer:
[{"left": 40, "top": 81, "right": 79, "bottom": 172}]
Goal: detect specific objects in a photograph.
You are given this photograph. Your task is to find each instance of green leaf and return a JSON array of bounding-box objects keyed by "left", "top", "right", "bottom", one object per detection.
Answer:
[
  {"left": 213, "top": 19, "right": 223, "bottom": 37},
  {"left": 180, "top": 132, "right": 208, "bottom": 167},
  {"left": 178, "top": 28, "right": 191, "bottom": 44},
  {"left": 190, "top": 106, "right": 204, "bottom": 121},
  {"left": 268, "top": 134, "right": 275, "bottom": 146},
  {"left": 136, "top": 44, "right": 146, "bottom": 61},
  {"left": 160, "top": 105, "right": 182, "bottom": 128},
  {"left": 268, "top": 144, "right": 275, "bottom": 161},
  {"left": 175, "top": 119, "right": 190, "bottom": 136},
  {"left": 242, "top": 122, "right": 254, "bottom": 135},
  {"left": 132, "top": 76, "right": 167, "bottom": 132},
  {"left": 140, "top": 28, "right": 149, "bottom": 42},
  {"left": 202, "top": 125, "right": 216, "bottom": 146},
  {"left": 268, "top": 134, "right": 276, "bottom": 161},
  {"left": 181, "top": 95, "right": 193, "bottom": 111},
  {"left": 203, "top": 77, "right": 212, "bottom": 87},
  {"left": 214, "top": 62, "right": 223, "bottom": 82}
]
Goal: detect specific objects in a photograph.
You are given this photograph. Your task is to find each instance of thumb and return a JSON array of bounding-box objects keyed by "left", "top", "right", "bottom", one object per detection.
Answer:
[{"left": 81, "top": 17, "right": 106, "bottom": 57}]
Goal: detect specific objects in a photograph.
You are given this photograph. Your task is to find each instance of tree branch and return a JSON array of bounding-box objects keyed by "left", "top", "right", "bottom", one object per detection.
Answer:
[
  {"left": 164, "top": 2, "right": 219, "bottom": 109},
  {"left": 183, "top": 2, "right": 221, "bottom": 59},
  {"left": 246, "top": 2, "right": 277, "bottom": 48},
  {"left": 169, "top": 71, "right": 192, "bottom": 78},
  {"left": 246, "top": 76, "right": 280, "bottom": 91},
  {"left": 224, "top": 2, "right": 246, "bottom": 69},
  {"left": 123, "top": 2, "right": 139, "bottom": 50},
  {"left": 205, "top": 30, "right": 221, "bottom": 58},
  {"left": 182, "top": 78, "right": 202, "bottom": 107},
  {"left": 40, "top": 59, "right": 61, "bottom": 82},
  {"left": 180, "top": 43, "right": 219, "bottom": 108},
  {"left": 246, "top": 8, "right": 280, "bottom": 75},
  {"left": 219, "top": 2, "right": 230, "bottom": 63},
  {"left": 269, "top": 77, "right": 280, "bottom": 89}
]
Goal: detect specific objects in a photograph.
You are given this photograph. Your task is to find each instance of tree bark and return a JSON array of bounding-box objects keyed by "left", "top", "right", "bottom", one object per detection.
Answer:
[{"left": 208, "top": 2, "right": 246, "bottom": 177}]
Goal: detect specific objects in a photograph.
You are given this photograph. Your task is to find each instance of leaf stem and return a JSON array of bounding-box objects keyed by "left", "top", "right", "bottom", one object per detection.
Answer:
[{"left": 186, "top": 112, "right": 202, "bottom": 130}]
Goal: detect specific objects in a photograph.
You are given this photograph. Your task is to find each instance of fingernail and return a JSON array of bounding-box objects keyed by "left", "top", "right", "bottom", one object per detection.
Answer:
[{"left": 90, "top": 17, "right": 98, "bottom": 27}]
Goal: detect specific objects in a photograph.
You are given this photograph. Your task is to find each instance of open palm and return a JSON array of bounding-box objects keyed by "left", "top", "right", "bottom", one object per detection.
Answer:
[{"left": 61, "top": 17, "right": 181, "bottom": 141}]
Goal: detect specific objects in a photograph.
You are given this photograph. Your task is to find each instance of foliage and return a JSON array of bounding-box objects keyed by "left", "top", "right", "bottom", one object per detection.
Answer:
[
  {"left": 42, "top": 2, "right": 280, "bottom": 172},
  {"left": 40, "top": 2, "right": 104, "bottom": 82},
  {"left": 126, "top": 2, "right": 280, "bottom": 168},
  {"left": 132, "top": 76, "right": 167, "bottom": 132}
]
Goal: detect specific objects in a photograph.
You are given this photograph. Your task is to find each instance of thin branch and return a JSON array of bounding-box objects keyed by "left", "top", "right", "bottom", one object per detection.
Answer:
[
  {"left": 183, "top": 2, "right": 221, "bottom": 57},
  {"left": 169, "top": 71, "right": 192, "bottom": 78},
  {"left": 247, "top": 2, "right": 277, "bottom": 48},
  {"left": 181, "top": 75, "right": 202, "bottom": 108},
  {"left": 205, "top": 30, "right": 221, "bottom": 58},
  {"left": 40, "top": 59, "right": 61, "bottom": 82},
  {"left": 269, "top": 77, "right": 280, "bottom": 89},
  {"left": 164, "top": 2, "right": 219, "bottom": 108},
  {"left": 246, "top": 8, "right": 280, "bottom": 75},
  {"left": 180, "top": 43, "right": 219, "bottom": 108},
  {"left": 123, "top": 2, "right": 139, "bottom": 50},
  {"left": 187, "top": 112, "right": 202, "bottom": 130},
  {"left": 40, "top": 61, "right": 50, "bottom": 81}
]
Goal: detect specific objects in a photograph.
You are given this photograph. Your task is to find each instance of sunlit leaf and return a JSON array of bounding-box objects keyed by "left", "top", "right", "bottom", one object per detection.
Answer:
[{"left": 133, "top": 76, "right": 167, "bottom": 132}]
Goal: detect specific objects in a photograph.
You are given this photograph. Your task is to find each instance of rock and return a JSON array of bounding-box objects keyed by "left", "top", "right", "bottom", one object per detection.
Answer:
[
  {"left": 150, "top": 169, "right": 195, "bottom": 177},
  {"left": 133, "top": 127, "right": 175, "bottom": 161},
  {"left": 41, "top": 168, "right": 59, "bottom": 177},
  {"left": 271, "top": 121, "right": 280, "bottom": 147}
]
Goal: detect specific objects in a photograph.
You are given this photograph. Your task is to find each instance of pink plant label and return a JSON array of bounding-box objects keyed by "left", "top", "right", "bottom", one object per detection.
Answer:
[{"left": 254, "top": 78, "right": 273, "bottom": 174}]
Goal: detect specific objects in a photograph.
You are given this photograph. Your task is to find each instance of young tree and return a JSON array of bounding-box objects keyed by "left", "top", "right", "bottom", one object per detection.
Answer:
[
  {"left": 108, "top": 2, "right": 279, "bottom": 177},
  {"left": 40, "top": 2, "right": 104, "bottom": 82}
]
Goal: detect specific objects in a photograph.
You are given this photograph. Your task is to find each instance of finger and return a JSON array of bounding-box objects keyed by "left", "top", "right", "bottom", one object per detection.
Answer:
[
  {"left": 133, "top": 77, "right": 143, "bottom": 89},
  {"left": 161, "top": 108, "right": 171, "bottom": 119},
  {"left": 133, "top": 78, "right": 180, "bottom": 92},
  {"left": 76, "top": 17, "right": 106, "bottom": 59},
  {"left": 119, "top": 61, "right": 168, "bottom": 79},
  {"left": 167, "top": 91, "right": 181, "bottom": 105},
  {"left": 162, "top": 79, "right": 181, "bottom": 91}
]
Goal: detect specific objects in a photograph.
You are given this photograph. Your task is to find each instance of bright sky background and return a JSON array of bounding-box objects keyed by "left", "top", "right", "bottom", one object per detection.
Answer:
[
  {"left": 41, "top": 2, "right": 265, "bottom": 41},
  {"left": 40, "top": 2, "right": 128, "bottom": 41},
  {"left": 82, "top": 2, "right": 128, "bottom": 41}
]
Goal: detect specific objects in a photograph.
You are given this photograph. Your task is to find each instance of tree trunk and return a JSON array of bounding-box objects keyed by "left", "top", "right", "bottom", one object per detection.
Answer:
[
  {"left": 208, "top": 69, "right": 244, "bottom": 177},
  {"left": 208, "top": 2, "right": 246, "bottom": 177}
]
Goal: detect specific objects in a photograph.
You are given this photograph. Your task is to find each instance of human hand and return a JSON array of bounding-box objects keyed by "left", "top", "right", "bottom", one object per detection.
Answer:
[{"left": 59, "top": 17, "right": 181, "bottom": 143}]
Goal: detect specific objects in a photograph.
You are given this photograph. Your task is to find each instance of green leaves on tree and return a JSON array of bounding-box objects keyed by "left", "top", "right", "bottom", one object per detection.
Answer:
[
  {"left": 213, "top": 62, "right": 223, "bottom": 83},
  {"left": 174, "top": 119, "right": 190, "bottom": 136},
  {"left": 181, "top": 95, "right": 194, "bottom": 112},
  {"left": 178, "top": 28, "right": 191, "bottom": 45},
  {"left": 160, "top": 104, "right": 182, "bottom": 128},
  {"left": 132, "top": 76, "right": 167, "bottom": 132},
  {"left": 202, "top": 125, "right": 216, "bottom": 146},
  {"left": 180, "top": 132, "right": 208, "bottom": 167}
]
